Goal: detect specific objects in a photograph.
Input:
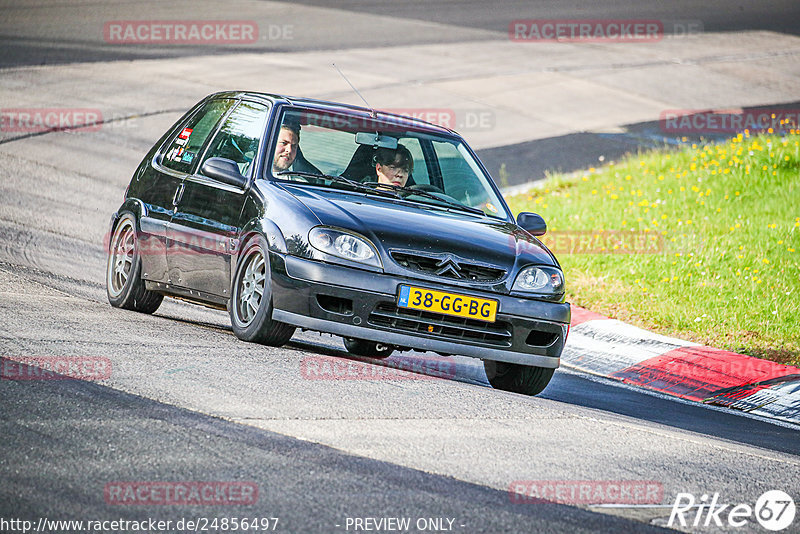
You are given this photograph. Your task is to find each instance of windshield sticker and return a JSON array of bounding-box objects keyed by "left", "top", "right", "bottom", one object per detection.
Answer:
[
  {"left": 485, "top": 202, "right": 498, "bottom": 213},
  {"left": 178, "top": 127, "right": 193, "bottom": 140},
  {"left": 181, "top": 151, "right": 195, "bottom": 163},
  {"left": 175, "top": 137, "right": 187, "bottom": 147}
]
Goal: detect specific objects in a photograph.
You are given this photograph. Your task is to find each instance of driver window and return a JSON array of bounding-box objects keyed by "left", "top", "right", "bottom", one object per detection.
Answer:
[
  {"left": 201, "top": 101, "right": 270, "bottom": 178},
  {"left": 161, "top": 98, "right": 234, "bottom": 174}
]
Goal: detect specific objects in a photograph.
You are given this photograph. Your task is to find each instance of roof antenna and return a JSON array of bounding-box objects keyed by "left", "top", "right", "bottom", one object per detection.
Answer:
[{"left": 333, "top": 63, "right": 377, "bottom": 118}]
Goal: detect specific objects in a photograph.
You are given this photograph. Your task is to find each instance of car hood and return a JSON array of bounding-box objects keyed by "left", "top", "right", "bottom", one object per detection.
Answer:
[{"left": 280, "top": 185, "right": 555, "bottom": 273}]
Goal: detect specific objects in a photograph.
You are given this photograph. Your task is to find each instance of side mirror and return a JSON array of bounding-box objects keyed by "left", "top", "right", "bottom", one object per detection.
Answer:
[
  {"left": 517, "top": 212, "right": 547, "bottom": 236},
  {"left": 201, "top": 157, "right": 248, "bottom": 188}
]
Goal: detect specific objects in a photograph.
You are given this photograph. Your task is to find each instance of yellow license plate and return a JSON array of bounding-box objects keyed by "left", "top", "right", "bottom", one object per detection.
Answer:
[{"left": 397, "top": 285, "right": 498, "bottom": 323}]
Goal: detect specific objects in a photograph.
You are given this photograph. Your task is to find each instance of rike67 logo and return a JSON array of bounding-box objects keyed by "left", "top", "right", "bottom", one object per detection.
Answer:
[{"left": 669, "top": 490, "right": 796, "bottom": 531}]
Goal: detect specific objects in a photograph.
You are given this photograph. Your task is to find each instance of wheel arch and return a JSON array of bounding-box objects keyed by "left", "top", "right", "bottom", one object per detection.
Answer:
[
  {"left": 233, "top": 218, "right": 287, "bottom": 284},
  {"left": 106, "top": 200, "right": 147, "bottom": 253}
]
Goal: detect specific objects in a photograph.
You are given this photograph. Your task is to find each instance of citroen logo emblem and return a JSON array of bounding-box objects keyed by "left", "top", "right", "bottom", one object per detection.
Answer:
[{"left": 435, "top": 256, "right": 462, "bottom": 278}]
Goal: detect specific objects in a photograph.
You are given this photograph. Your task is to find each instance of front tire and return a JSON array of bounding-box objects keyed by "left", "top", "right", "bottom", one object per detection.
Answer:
[
  {"left": 484, "top": 360, "right": 554, "bottom": 396},
  {"left": 343, "top": 338, "right": 395, "bottom": 359},
  {"left": 229, "top": 235, "right": 295, "bottom": 346},
  {"left": 106, "top": 213, "right": 163, "bottom": 314}
]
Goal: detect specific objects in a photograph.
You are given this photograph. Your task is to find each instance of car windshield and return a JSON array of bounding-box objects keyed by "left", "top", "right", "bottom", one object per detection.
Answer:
[{"left": 268, "top": 108, "right": 509, "bottom": 220}]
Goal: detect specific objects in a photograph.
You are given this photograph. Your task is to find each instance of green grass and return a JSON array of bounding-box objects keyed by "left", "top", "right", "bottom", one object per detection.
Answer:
[{"left": 505, "top": 132, "right": 800, "bottom": 366}]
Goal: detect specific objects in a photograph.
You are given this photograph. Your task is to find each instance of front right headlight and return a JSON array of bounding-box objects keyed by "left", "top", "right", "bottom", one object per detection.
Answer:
[{"left": 512, "top": 265, "right": 564, "bottom": 295}]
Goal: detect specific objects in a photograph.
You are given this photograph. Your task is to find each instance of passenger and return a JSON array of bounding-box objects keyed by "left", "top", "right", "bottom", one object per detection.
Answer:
[{"left": 373, "top": 144, "right": 413, "bottom": 188}]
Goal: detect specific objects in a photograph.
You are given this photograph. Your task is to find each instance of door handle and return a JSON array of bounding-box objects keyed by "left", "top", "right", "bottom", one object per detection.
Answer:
[{"left": 172, "top": 183, "right": 185, "bottom": 206}]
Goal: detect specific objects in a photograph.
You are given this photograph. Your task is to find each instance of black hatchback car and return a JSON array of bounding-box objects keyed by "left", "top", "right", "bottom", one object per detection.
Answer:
[{"left": 106, "top": 91, "right": 570, "bottom": 395}]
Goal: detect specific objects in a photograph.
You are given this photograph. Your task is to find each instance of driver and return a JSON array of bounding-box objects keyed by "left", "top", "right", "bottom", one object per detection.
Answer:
[
  {"left": 272, "top": 119, "right": 323, "bottom": 176},
  {"left": 373, "top": 144, "right": 413, "bottom": 188},
  {"left": 272, "top": 121, "right": 300, "bottom": 172}
]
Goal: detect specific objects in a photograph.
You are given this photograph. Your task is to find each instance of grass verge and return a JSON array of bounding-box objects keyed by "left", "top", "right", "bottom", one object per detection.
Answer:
[{"left": 505, "top": 132, "right": 800, "bottom": 366}]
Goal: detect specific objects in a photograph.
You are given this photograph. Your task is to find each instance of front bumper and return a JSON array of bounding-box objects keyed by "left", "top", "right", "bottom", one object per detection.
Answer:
[{"left": 270, "top": 254, "right": 570, "bottom": 368}]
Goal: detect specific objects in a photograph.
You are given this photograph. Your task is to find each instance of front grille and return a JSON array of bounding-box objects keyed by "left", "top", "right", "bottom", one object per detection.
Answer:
[
  {"left": 368, "top": 302, "right": 512, "bottom": 347},
  {"left": 391, "top": 251, "right": 506, "bottom": 282}
]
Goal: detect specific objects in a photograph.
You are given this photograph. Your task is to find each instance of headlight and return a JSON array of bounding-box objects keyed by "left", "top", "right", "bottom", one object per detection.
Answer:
[
  {"left": 309, "top": 227, "right": 382, "bottom": 268},
  {"left": 512, "top": 265, "right": 564, "bottom": 295}
]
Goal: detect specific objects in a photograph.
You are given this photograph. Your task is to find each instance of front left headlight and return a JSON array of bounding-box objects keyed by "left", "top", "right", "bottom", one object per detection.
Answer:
[
  {"left": 309, "top": 226, "right": 382, "bottom": 268},
  {"left": 512, "top": 265, "right": 564, "bottom": 295}
]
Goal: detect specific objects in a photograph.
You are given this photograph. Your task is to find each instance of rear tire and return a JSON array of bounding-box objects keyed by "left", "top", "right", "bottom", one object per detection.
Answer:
[
  {"left": 343, "top": 338, "right": 395, "bottom": 359},
  {"left": 229, "top": 235, "right": 295, "bottom": 346},
  {"left": 484, "top": 360, "right": 554, "bottom": 396},
  {"left": 106, "top": 213, "right": 163, "bottom": 314}
]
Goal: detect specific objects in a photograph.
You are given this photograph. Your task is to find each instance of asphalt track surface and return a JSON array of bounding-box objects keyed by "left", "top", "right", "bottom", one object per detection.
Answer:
[
  {"left": 3, "top": 0, "right": 799, "bottom": 68},
  {"left": 1, "top": 2, "right": 800, "bottom": 533}
]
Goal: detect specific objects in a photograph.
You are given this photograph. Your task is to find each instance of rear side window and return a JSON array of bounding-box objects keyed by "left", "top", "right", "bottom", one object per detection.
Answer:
[{"left": 161, "top": 98, "right": 234, "bottom": 174}]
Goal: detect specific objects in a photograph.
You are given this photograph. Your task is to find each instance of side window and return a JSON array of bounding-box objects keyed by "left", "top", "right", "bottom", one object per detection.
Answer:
[
  {"left": 434, "top": 140, "right": 487, "bottom": 205},
  {"left": 161, "top": 99, "right": 234, "bottom": 174},
  {"left": 200, "top": 101, "right": 270, "bottom": 178}
]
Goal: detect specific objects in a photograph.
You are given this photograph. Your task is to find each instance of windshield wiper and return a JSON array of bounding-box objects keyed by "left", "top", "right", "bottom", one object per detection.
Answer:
[
  {"left": 276, "top": 171, "right": 401, "bottom": 199},
  {"left": 327, "top": 175, "right": 403, "bottom": 199},
  {"left": 362, "top": 182, "right": 485, "bottom": 216}
]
